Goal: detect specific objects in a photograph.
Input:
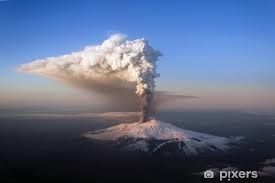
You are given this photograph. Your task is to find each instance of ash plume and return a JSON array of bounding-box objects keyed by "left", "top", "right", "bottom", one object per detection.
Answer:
[{"left": 18, "top": 34, "right": 162, "bottom": 122}]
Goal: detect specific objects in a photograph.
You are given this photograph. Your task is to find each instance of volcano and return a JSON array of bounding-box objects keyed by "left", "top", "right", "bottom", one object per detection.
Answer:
[{"left": 83, "top": 119, "right": 242, "bottom": 155}]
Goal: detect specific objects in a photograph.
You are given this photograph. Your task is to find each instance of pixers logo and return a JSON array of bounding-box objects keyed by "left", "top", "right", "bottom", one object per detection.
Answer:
[
  {"left": 219, "top": 170, "right": 258, "bottom": 181},
  {"left": 203, "top": 170, "right": 258, "bottom": 181}
]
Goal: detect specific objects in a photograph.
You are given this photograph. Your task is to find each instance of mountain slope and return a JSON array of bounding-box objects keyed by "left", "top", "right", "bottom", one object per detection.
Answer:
[{"left": 84, "top": 119, "right": 242, "bottom": 155}]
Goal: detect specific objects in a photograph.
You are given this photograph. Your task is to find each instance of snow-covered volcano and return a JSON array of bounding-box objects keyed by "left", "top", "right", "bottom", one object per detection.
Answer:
[{"left": 84, "top": 119, "right": 242, "bottom": 155}]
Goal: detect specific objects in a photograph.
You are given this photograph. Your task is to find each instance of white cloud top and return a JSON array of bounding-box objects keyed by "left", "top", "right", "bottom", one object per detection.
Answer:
[{"left": 19, "top": 34, "right": 161, "bottom": 97}]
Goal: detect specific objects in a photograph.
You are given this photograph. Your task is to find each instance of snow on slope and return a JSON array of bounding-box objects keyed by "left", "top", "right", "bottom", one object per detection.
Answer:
[{"left": 84, "top": 119, "right": 242, "bottom": 155}]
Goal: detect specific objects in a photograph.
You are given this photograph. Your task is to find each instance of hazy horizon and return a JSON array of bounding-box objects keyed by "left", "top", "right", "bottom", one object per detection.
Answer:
[{"left": 1, "top": 0, "right": 275, "bottom": 114}]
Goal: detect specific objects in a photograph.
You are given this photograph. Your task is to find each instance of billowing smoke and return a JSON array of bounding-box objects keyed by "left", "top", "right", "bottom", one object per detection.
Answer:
[{"left": 18, "top": 34, "right": 162, "bottom": 122}]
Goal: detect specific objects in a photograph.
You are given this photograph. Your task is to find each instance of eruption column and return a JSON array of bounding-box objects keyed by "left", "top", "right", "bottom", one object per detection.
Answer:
[
  {"left": 139, "top": 90, "right": 153, "bottom": 122},
  {"left": 18, "top": 34, "right": 162, "bottom": 122}
]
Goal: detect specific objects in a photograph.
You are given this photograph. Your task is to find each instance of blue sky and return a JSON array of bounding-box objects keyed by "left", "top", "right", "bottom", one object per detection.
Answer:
[{"left": 1, "top": 0, "right": 275, "bottom": 112}]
